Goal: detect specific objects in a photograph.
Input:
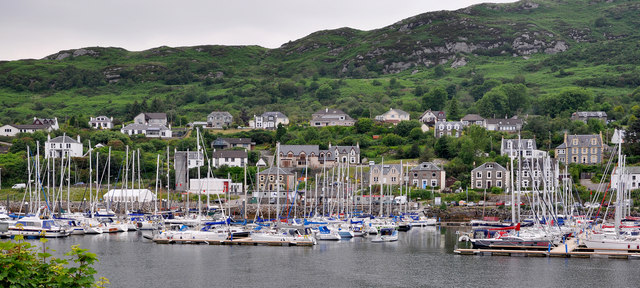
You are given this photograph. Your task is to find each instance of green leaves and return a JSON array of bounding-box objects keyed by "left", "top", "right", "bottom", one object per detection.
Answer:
[{"left": 0, "top": 240, "right": 103, "bottom": 288}]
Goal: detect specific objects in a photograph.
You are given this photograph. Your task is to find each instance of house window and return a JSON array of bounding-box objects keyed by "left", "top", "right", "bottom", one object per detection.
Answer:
[
  {"left": 497, "top": 172, "right": 502, "bottom": 178},
  {"left": 432, "top": 173, "right": 436, "bottom": 177},
  {"left": 476, "top": 172, "right": 482, "bottom": 178},
  {"left": 572, "top": 139, "right": 578, "bottom": 145},
  {"left": 522, "top": 180, "right": 529, "bottom": 188},
  {"left": 487, "top": 181, "right": 492, "bottom": 188},
  {"left": 431, "top": 180, "right": 437, "bottom": 187},
  {"left": 591, "top": 155, "right": 597, "bottom": 163},
  {"left": 391, "top": 177, "right": 397, "bottom": 182},
  {"left": 591, "top": 138, "right": 597, "bottom": 145},
  {"left": 497, "top": 180, "right": 502, "bottom": 188},
  {"left": 476, "top": 181, "right": 482, "bottom": 188},
  {"left": 523, "top": 171, "right": 529, "bottom": 178},
  {"left": 487, "top": 171, "right": 492, "bottom": 178}
]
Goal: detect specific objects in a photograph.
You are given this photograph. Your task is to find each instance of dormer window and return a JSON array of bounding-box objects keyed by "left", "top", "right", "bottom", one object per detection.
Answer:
[{"left": 572, "top": 139, "right": 578, "bottom": 145}]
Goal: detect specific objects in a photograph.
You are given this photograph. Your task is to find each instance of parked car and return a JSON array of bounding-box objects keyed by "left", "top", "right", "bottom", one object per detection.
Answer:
[
  {"left": 467, "top": 202, "right": 476, "bottom": 207},
  {"left": 11, "top": 183, "right": 26, "bottom": 189},
  {"left": 478, "top": 201, "right": 485, "bottom": 206},
  {"left": 496, "top": 201, "right": 505, "bottom": 206},
  {"left": 458, "top": 200, "right": 467, "bottom": 206}
]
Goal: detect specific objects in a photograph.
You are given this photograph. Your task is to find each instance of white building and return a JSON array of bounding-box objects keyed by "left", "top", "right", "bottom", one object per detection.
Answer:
[
  {"left": 250, "top": 111, "right": 289, "bottom": 130},
  {"left": 212, "top": 150, "right": 248, "bottom": 168},
  {"left": 611, "top": 166, "right": 640, "bottom": 191},
  {"left": 121, "top": 123, "right": 172, "bottom": 138},
  {"left": 0, "top": 124, "right": 54, "bottom": 137},
  {"left": 88, "top": 116, "right": 114, "bottom": 129},
  {"left": 189, "top": 178, "right": 232, "bottom": 194},
  {"left": 44, "top": 135, "right": 83, "bottom": 159},
  {"left": 375, "top": 108, "right": 410, "bottom": 124}
]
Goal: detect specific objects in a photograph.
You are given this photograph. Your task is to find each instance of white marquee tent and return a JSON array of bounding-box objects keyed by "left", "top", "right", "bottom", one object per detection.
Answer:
[{"left": 103, "top": 189, "right": 156, "bottom": 203}]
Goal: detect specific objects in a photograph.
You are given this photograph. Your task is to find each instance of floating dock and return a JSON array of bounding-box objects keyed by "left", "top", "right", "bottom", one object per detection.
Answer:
[
  {"left": 455, "top": 237, "right": 640, "bottom": 259},
  {"left": 152, "top": 237, "right": 314, "bottom": 246}
]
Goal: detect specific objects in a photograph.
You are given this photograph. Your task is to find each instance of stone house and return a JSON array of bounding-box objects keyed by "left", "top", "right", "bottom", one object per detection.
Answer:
[
  {"left": 471, "top": 162, "right": 509, "bottom": 190},
  {"left": 409, "top": 162, "right": 446, "bottom": 191},
  {"left": 555, "top": 132, "right": 604, "bottom": 165},
  {"left": 207, "top": 111, "right": 233, "bottom": 129}
]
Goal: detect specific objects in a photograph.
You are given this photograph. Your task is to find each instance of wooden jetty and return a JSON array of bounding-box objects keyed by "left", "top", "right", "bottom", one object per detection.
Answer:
[
  {"left": 455, "top": 237, "right": 640, "bottom": 259},
  {"left": 152, "top": 237, "right": 314, "bottom": 247}
]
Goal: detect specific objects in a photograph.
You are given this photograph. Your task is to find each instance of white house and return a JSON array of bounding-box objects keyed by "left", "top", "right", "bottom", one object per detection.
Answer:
[
  {"left": 212, "top": 150, "right": 248, "bottom": 168},
  {"left": 44, "top": 135, "right": 83, "bottom": 159},
  {"left": 88, "top": 116, "right": 114, "bottom": 129},
  {"left": 375, "top": 108, "right": 410, "bottom": 124},
  {"left": 0, "top": 124, "right": 53, "bottom": 137},
  {"left": 250, "top": 111, "right": 289, "bottom": 130},
  {"left": 310, "top": 108, "right": 355, "bottom": 127},
  {"left": 121, "top": 123, "right": 172, "bottom": 138},
  {"left": 611, "top": 166, "right": 640, "bottom": 191},
  {"left": 32, "top": 117, "right": 59, "bottom": 130}
]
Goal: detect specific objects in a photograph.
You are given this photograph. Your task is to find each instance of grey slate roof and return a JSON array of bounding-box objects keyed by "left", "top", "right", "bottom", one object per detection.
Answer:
[
  {"left": 261, "top": 111, "right": 287, "bottom": 118},
  {"left": 461, "top": 114, "right": 485, "bottom": 122},
  {"left": 556, "top": 134, "right": 602, "bottom": 149},
  {"left": 371, "top": 164, "right": 402, "bottom": 175},
  {"left": 333, "top": 145, "right": 360, "bottom": 154},
  {"left": 12, "top": 124, "right": 50, "bottom": 129},
  {"left": 410, "top": 162, "right": 442, "bottom": 171},
  {"left": 208, "top": 111, "right": 232, "bottom": 117},
  {"left": 212, "top": 150, "right": 248, "bottom": 158},
  {"left": 121, "top": 123, "right": 170, "bottom": 131},
  {"left": 145, "top": 113, "right": 167, "bottom": 120},
  {"left": 472, "top": 162, "right": 507, "bottom": 173},
  {"left": 48, "top": 136, "right": 79, "bottom": 144},
  {"left": 279, "top": 145, "right": 319, "bottom": 156}
]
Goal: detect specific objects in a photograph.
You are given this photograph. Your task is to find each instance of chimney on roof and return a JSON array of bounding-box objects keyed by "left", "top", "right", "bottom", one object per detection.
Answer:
[{"left": 77, "top": 135, "right": 80, "bottom": 143}]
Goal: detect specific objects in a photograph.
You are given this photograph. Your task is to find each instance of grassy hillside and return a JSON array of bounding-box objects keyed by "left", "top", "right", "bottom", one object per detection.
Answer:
[{"left": 0, "top": 0, "right": 639, "bottom": 127}]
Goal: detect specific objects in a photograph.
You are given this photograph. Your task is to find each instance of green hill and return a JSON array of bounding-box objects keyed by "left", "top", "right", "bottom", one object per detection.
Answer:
[{"left": 1, "top": 0, "right": 640, "bottom": 126}]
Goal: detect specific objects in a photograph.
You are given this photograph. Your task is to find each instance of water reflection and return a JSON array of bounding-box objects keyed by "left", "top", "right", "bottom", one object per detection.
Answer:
[{"left": 6, "top": 227, "right": 640, "bottom": 288}]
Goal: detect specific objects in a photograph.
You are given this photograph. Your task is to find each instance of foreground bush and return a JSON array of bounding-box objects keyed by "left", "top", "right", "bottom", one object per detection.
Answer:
[{"left": 0, "top": 236, "right": 108, "bottom": 287}]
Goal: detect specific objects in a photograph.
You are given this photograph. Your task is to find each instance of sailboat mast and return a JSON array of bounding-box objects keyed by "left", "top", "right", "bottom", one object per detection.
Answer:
[
  {"left": 89, "top": 142, "right": 93, "bottom": 216},
  {"left": 155, "top": 154, "right": 160, "bottom": 215}
]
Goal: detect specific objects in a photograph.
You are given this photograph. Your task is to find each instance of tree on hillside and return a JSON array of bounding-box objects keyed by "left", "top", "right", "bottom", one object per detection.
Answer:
[
  {"left": 476, "top": 88, "right": 507, "bottom": 118},
  {"left": 422, "top": 86, "right": 447, "bottom": 111},
  {"left": 538, "top": 88, "right": 593, "bottom": 117},
  {"left": 395, "top": 120, "right": 421, "bottom": 137},
  {"left": 502, "top": 83, "right": 528, "bottom": 115},
  {"left": 447, "top": 97, "right": 461, "bottom": 120},
  {"left": 316, "top": 84, "right": 333, "bottom": 101},
  {"left": 355, "top": 118, "right": 373, "bottom": 134}
]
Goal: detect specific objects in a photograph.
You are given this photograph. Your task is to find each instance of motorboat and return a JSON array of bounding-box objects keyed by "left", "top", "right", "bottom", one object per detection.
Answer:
[{"left": 371, "top": 227, "right": 398, "bottom": 242}]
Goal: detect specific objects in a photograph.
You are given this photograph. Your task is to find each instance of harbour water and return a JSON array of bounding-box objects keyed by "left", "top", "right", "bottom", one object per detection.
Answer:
[{"left": 10, "top": 227, "right": 640, "bottom": 287}]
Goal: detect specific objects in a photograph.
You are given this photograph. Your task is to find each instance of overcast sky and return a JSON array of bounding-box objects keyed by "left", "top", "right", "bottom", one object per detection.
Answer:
[{"left": 0, "top": 0, "right": 516, "bottom": 61}]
